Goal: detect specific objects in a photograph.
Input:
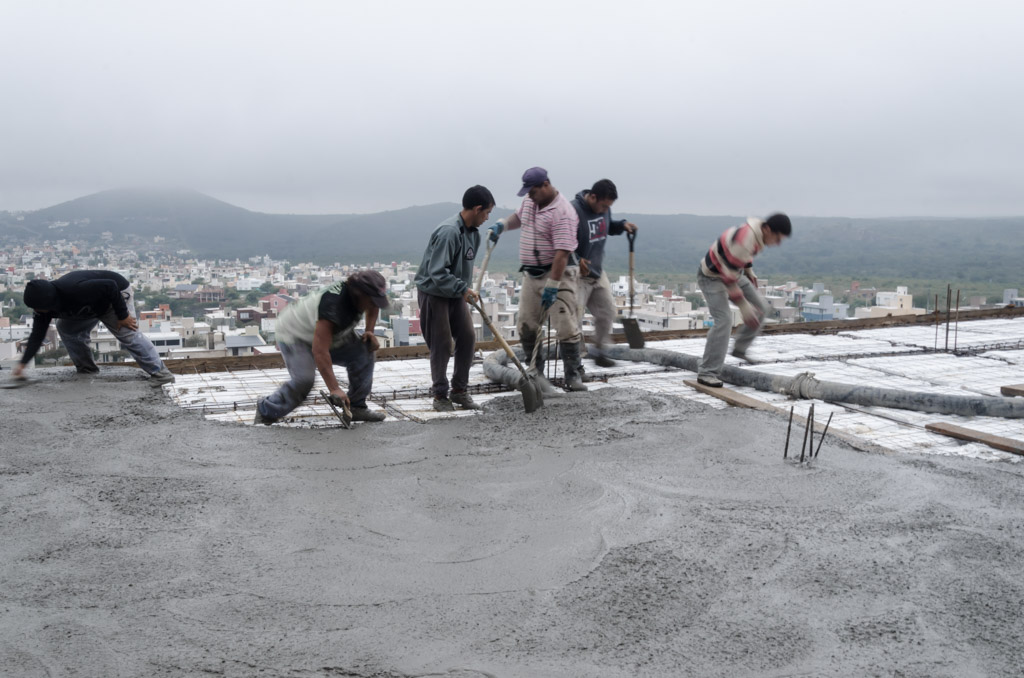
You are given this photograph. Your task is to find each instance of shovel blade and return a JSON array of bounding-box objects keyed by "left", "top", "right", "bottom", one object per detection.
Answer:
[
  {"left": 520, "top": 377, "right": 542, "bottom": 413},
  {"left": 622, "top": 318, "right": 645, "bottom": 348}
]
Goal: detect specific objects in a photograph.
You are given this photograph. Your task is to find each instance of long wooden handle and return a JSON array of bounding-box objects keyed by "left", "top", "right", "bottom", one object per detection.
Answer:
[
  {"left": 471, "top": 300, "right": 529, "bottom": 377},
  {"left": 475, "top": 239, "right": 495, "bottom": 294},
  {"left": 629, "top": 251, "right": 635, "bottom": 313}
]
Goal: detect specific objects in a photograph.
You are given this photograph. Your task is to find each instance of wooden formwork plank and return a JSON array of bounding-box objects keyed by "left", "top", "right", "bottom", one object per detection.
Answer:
[
  {"left": 1000, "top": 384, "right": 1024, "bottom": 397},
  {"left": 684, "top": 379, "right": 779, "bottom": 413},
  {"left": 925, "top": 422, "right": 1024, "bottom": 456}
]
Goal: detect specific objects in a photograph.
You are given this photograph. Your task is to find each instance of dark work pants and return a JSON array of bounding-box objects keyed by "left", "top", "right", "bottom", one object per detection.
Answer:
[{"left": 418, "top": 290, "right": 475, "bottom": 399}]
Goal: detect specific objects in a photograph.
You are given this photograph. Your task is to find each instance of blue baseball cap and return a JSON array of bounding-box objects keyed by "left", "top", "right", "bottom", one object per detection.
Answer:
[{"left": 517, "top": 167, "right": 549, "bottom": 197}]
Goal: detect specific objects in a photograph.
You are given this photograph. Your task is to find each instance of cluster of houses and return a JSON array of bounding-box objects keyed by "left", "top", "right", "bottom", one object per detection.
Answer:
[{"left": 1, "top": 239, "right": 1022, "bottom": 370}]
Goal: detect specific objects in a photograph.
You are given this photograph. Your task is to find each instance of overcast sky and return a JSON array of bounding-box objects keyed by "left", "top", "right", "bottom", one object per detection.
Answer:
[{"left": 1, "top": 0, "right": 1021, "bottom": 218}]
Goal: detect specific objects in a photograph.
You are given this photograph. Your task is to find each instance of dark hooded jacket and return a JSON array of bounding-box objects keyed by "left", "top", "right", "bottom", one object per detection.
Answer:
[
  {"left": 20, "top": 270, "right": 132, "bottom": 365},
  {"left": 571, "top": 190, "right": 627, "bottom": 279}
]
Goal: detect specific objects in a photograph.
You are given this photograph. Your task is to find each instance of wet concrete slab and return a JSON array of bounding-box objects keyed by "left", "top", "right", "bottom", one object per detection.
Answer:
[{"left": 2, "top": 367, "right": 1023, "bottom": 677}]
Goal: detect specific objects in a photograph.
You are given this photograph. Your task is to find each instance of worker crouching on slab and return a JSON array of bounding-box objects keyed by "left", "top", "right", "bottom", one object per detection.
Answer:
[
  {"left": 488, "top": 167, "right": 587, "bottom": 391},
  {"left": 14, "top": 270, "right": 175, "bottom": 386},
  {"left": 696, "top": 213, "right": 791, "bottom": 388},
  {"left": 414, "top": 185, "right": 494, "bottom": 412},
  {"left": 254, "top": 270, "right": 389, "bottom": 425}
]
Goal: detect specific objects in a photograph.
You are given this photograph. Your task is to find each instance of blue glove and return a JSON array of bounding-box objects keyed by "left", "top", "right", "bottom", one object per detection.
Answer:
[
  {"left": 541, "top": 283, "right": 558, "bottom": 310},
  {"left": 487, "top": 219, "right": 505, "bottom": 243}
]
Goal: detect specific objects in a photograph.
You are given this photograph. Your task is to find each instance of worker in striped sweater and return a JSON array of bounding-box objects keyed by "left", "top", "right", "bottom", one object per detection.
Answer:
[{"left": 696, "top": 213, "right": 791, "bottom": 387}]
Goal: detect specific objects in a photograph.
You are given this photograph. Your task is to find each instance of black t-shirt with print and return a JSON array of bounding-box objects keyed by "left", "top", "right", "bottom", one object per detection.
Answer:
[{"left": 317, "top": 283, "right": 359, "bottom": 334}]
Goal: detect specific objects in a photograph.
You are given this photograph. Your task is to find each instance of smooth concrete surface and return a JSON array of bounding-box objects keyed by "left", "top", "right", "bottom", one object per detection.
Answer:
[{"left": 2, "top": 367, "right": 1023, "bottom": 677}]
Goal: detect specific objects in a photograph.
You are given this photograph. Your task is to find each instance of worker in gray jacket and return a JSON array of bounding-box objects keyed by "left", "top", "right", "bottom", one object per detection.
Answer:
[{"left": 413, "top": 185, "right": 494, "bottom": 412}]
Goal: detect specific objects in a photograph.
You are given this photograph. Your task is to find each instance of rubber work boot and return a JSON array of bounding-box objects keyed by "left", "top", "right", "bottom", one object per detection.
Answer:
[
  {"left": 559, "top": 341, "right": 588, "bottom": 392},
  {"left": 150, "top": 368, "right": 175, "bottom": 386},
  {"left": 575, "top": 340, "right": 591, "bottom": 382},
  {"left": 350, "top": 405, "right": 386, "bottom": 422},
  {"left": 432, "top": 397, "right": 455, "bottom": 412},
  {"left": 594, "top": 353, "right": 616, "bottom": 368},
  {"left": 520, "top": 336, "right": 544, "bottom": 372},
  {"left": 450, "top": 391, "right": 481, "bottom": 410}
]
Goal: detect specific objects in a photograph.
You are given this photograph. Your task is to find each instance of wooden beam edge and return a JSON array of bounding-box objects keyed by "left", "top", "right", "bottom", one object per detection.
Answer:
[{"left": 925, "top": 422, "right": 1024, "bottom": 456}]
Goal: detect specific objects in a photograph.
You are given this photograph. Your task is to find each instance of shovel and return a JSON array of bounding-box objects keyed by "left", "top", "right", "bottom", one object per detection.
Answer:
[
  {"left": 622, "top": 229, "right": 645, "bottom": 348},
  {"left": 470, "top": 299, "right": 542, "bottom": 413},
  {"left": 475, "top": 236, "right": 496, "bottom": 294},
  {"left": 319, "top": 389, "right": 353, "bottom": 429}
]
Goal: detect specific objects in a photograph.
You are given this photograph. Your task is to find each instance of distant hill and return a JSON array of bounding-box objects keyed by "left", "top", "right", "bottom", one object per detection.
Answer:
[
  {"left": 2, "top": 189, "right": 1022, "bottom": 285},
  {"left": 5, "top": 188, "right": 355, "bottom": 259}
]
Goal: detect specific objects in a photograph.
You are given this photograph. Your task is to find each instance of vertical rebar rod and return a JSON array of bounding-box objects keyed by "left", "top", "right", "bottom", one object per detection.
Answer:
[
  {"left": 808, "top": 403, "right": 815, "bottom": 462},
  {"left": 945, "top": 284, "right": 951, "bottom": 352},
  {"left": 784, "top": 406, "right": 794, "bottom": 459},
  {"left": 934, "top": 294, "right": 939, "bottom": 351},
  {"left": 954, "top": 289, "right": 960, "bottom": 351},
  {"left": 799, "top": 405, "right": 811, "bottom": 463},
  {"left": 814, "top": 412, "right": 834, "bottom": 458}
]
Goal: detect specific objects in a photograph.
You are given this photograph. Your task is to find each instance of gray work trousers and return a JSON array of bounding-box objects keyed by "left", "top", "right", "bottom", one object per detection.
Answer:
[
  {"left": 418, "top": 290, "right": 475, "bottom": 398},
  {"left": 518, "top": 267, "right": 581, "bottom": 345},
  {"left": 576, "top": 270, "right": 616, "bottom": 354},
  {"left": 259, "top": 338, "right": 375, "bottom": 420},
  {"left": 56, "top": 285, "right": 166, "bottom": 376},
  {"left": 697, "top": 271, "right": 769, "bottom": 380}
]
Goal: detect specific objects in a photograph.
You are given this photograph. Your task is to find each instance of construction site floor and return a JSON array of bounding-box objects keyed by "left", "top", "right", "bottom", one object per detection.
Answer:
[{"left": 2, "top": 367, "right": 1023, "bottom": 677}]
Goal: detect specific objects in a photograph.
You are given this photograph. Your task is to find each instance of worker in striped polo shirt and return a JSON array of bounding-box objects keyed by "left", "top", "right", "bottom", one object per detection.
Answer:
[
  {"left": 487, "top": 167, "right": 587, "bottom": 391},
  {"left": 696, "top": 213, "right": 791, "bottom": 387}
]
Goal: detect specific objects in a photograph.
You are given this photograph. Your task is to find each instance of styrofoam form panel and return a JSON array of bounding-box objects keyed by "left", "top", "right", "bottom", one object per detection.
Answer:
[
  {"left": 590, "top": 369, "right": 729, "bottom": 410},
  {"left": 639, "top": 334, "right": 917, "bottom": 364},
  {"left": 371, "top": 357, "right": 495, "bottom": 395},
  {"left": 384, "top": 394, "right": 505, "bottom": 421},
  {"left": 853, "top": 353, "right": 995, "bottom": 377},
  {"left": 167, "top": 369, "right": 291, "bottom": 410},
  {"left": 726, "top": 334, "right": 917, "bottom": 362},
  {"left": 981, "top": 350, "right": 1024, "bottom": 366},
  {"left": 743, "top": 359, "right": 960, "bottom": 394},
  {"left": 833, "top": 405, "right": 1023, "bottom": 461},
  {"left": 723, "top": 388, "right": 1020, "bottom": 461},
  {"left": 946, "top": 318, "right": 1024, "bottom": 340},
  {"left": 927, "top": 366, "right": 1024, "bottom": 397},
  {"left": 586, "top": 367, "right": 680, "bottom": 387},
  {"left": 849, "top": 354, "right": 1024, "bottom": 396},
  {"left": 643, "top": 338, "right": 708, "bottom": 356},
  {"left": 838, "top": 325, "right": 947, "bottom": 349},
  {"left": 842, "top": 319, "right": 1024, "bottom": 349}
]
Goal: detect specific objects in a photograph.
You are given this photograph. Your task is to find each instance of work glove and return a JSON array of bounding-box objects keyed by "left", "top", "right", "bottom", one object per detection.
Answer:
[
  {"left": 736, "top": 299, "right": 762, "bottom": 330},
  {"left": 541, "top": 280, "right": 558, "bottom": 310},
  {"left": 327, "top": 390, "right": 351, "bottom": 410},
  {"left": 488, "top": 219, "right": 505, "bottom": 243}
]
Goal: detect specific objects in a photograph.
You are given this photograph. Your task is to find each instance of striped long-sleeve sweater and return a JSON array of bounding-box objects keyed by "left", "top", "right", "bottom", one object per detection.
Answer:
[{"left": 699, "top": 218, "right": 766, "bottom": 302}]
